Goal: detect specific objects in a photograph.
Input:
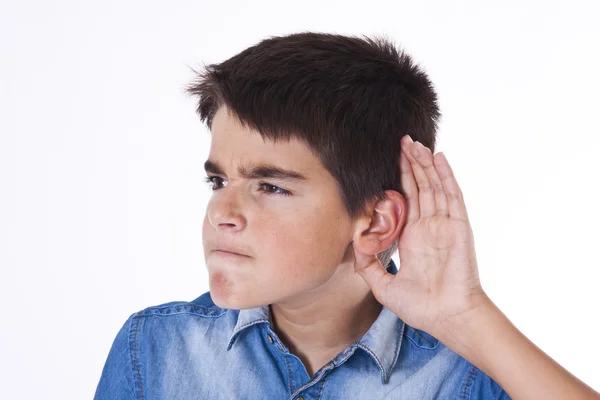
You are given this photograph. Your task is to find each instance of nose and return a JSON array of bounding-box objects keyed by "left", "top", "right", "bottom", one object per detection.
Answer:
[{"left": 206, "top": 181, "right": 247, "bottom": 231}]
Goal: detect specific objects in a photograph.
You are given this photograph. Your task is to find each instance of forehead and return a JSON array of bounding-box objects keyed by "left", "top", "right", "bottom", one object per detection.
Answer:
[{"left": 208, "top": 106, "right": 323, "bottom": 178}]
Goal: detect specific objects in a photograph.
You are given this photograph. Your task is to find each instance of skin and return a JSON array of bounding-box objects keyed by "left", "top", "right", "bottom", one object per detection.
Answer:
[
  {"left": 355, "top": 135, "right": 600, "bottom": 399},
  {"left": 202, "top": 105, "right": 405, "bottom": 377},
  {"left": 201, "top": 105, "right": 600, "bottom": 396}
]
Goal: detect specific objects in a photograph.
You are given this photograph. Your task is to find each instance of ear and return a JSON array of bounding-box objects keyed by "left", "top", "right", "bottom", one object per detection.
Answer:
[{"left": 352, "top": 190, "right": 406, "bottom": 256}]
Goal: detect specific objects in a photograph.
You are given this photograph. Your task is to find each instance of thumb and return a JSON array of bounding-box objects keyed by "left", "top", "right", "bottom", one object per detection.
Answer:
[{"left": 353, "top": 251, "right": 393, "bottom": 306}]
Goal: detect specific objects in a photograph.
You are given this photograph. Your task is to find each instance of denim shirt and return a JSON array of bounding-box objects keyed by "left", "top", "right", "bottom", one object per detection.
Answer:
[{"left": 94, "top": 259, "right": 511, "bottom": 399}]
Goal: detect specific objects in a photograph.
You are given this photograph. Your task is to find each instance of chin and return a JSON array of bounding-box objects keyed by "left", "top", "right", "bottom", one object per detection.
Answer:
[
  {"left": 208, "top": 270, "right": 272, "bottom": 310},
  {"left": 209, "top": 289, "right": 266, "bottom": 310}
]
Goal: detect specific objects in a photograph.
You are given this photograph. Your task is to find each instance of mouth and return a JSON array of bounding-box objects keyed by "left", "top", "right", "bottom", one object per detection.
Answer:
[{"left": 212, "top": 250, "right": 249, "bottom": 258}]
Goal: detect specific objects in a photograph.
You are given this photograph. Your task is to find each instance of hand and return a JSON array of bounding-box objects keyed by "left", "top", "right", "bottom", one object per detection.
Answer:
[{"left": 354, "top": 134, "right": 490, "bottom": 339}]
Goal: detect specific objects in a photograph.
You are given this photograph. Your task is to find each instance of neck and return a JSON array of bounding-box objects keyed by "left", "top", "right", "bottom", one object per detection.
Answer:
[{"left": 268, "top": 265, "right": 383, "bottom": 375}]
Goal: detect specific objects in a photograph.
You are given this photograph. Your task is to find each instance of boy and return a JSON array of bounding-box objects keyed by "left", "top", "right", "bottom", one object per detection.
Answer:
[{"left": 94, "top": 32, "right": 599, "bottom": 399}]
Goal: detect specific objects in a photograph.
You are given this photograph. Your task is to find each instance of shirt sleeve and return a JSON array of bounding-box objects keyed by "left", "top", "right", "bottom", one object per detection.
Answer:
[
  {"left": 471, "top": 367, "right": 512, "bottom": 400},
  {"left": 93, "top": 313, "right": 138, "bottom": 400}
]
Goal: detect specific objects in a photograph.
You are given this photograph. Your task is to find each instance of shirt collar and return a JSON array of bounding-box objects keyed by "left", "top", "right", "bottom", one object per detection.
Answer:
[{"left": 226, "top": 259, "right": 404, "bottom": 384}]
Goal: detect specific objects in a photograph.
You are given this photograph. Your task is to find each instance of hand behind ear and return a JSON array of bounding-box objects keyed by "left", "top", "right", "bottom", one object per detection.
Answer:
[{"left": 353, "top": 135, "right": 488, "bottom": 338}]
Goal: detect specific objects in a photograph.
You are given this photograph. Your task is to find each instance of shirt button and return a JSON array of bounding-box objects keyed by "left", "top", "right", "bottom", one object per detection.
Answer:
[
  {"left": 297, "top": 397, "right": 304, "bottom": 400},
  {"left": 267, "top": 335, "right": 273, "bottom": 344}
]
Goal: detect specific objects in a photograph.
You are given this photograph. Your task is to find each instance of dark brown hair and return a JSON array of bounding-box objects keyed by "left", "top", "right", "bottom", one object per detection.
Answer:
[{"left": 186, "top": 31, "right": 440, "bottom": 269}]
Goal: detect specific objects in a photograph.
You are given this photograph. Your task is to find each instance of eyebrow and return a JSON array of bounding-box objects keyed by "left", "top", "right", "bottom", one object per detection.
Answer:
[{"left": 203, "top": 159, "right": 309, "bottom": 182}]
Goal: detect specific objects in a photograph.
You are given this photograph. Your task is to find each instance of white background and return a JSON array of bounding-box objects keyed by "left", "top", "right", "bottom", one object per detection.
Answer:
[{"left": 1, "top": 0, "right": 599, "bottom": 398}]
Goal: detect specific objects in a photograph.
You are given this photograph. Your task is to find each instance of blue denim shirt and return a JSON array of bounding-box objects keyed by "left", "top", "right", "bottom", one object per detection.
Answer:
[{"left": 94, "top": 259, "right": 510, "bottom": 399}]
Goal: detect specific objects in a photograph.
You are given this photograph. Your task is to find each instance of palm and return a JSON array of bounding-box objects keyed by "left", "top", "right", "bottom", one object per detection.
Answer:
[
  {"left": 354, "top": 135, "right": 487, "bottom": 336},
  {"left": 387, "top": 215, "right": 481, "bottom": 333}
]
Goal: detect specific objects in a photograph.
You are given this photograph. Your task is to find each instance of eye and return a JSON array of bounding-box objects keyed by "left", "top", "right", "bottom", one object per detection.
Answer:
[
  {"left": 203, "top": 175, "right": 224, "bottom": 190},
  {"left": 258, "top": 183, "right": 292, "bottom": 196},
  {"left": 203, "top": 175, "right": 292, "bottom": 197}
]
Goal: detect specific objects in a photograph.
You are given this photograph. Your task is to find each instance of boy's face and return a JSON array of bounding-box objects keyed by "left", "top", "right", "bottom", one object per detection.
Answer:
[{"left": 203, "top": 106, "right": 358, "bottom": 310}]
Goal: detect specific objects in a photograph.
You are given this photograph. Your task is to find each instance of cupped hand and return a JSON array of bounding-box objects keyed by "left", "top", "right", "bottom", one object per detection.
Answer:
[{"left": 354, "top": 134, "right": 490, "bottom": 338}]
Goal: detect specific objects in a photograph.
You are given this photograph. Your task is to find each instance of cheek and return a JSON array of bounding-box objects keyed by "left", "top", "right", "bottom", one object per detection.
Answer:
[
  {"left": 257, "top": 211, "right": 346, "bottom": 280},
  {"left": 201, "top": 214, "right": 211, "bottom": 259}
]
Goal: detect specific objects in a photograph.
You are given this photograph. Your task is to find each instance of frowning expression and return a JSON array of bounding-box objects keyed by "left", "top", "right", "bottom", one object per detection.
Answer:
[{"left": 202, "top": 106, "right": 356, "bottom": 309}]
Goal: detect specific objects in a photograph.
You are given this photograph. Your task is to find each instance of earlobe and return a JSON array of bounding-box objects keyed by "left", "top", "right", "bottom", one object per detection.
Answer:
[{"left": 352, "top": 190, "right": 406, "bottom": 255}]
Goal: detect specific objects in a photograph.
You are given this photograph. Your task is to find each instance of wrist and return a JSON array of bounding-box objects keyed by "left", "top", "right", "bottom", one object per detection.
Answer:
[{"left": 433, "top": 292, "right": 499, "bottom": 357}]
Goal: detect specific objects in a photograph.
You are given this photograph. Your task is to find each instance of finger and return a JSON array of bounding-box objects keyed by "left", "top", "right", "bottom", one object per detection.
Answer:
[
  {"left": 433, "top": 152, "right": 470, "bottom": 222},
  {"left": 403, "top": 137, "right": 436, "bottom": 218},
  {"left": 413, "top": 141, "right": 449, "bottom": 217},
  {"left": 353, "top": 252, "right": 393, "bottom": 307},
  {"left": 399, "top": 136, "right": 420, "bottom": 225}
]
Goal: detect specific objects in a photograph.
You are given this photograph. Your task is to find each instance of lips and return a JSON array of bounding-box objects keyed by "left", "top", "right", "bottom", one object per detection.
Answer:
[
  {"left": 211, "top": 241, "right": 250, "bottom": 257},
  {"left": 212, "top": 249, "right": 249, "bottom": 257}
]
